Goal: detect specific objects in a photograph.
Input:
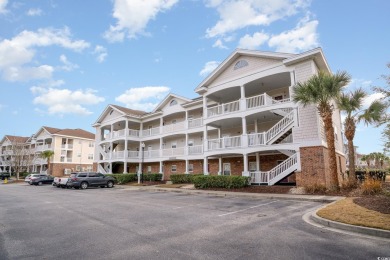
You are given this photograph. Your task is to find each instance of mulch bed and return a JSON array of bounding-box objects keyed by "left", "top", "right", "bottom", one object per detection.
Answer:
[
  {"left": 353, "top": 196, "right": 390, "bottom": 214},
  {"left": 203, "top": 185, "right": 293, "bottom": 194}
]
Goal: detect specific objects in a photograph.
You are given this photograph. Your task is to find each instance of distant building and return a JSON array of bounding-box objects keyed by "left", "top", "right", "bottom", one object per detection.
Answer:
[{"left": 0, "top": 126, "right": 95, "bottom": 177}]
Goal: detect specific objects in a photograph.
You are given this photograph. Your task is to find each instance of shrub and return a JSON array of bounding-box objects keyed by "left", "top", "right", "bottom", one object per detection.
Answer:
[
  {"left": 142, "top": 173, "right": 162, "bottom": 182},
  {"left": 304, "top": 183, "right": 327, "bottom": 194},
  {"left": 341, "top": 180, "right": 358, "bottom": 190},
  {"left": 106, "top": 173, "right": 137, "bottom": 184},
  {"left": 170, "top": 174, "right": 201, "bottom": 184},
  {"left": 193, "top": 175, "right": 250, "bottom": 189},
  {"left": 360, "top": 178, "right": 383, "bottom": 195}
]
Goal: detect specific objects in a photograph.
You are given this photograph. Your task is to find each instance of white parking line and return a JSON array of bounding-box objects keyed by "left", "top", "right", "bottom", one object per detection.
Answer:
[
  {"left": 172, "top": 203, "right": 204, "bottom": 209},
  {"left": 218, "top": 200, "right": 279, "bottom": 217}
]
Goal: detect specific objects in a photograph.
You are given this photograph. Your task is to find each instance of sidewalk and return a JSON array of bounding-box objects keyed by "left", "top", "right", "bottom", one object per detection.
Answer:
[{"left": 116, "top": 184, "right": 390, "bottom": 240}]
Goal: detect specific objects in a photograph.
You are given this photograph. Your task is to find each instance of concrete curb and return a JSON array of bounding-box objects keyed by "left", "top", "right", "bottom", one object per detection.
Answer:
[
  {"left": 117, "top": 185, "right": 345, "bottom": 203},
  {"left": 310, "top": 204, "right": 390, "bottom": 239}
]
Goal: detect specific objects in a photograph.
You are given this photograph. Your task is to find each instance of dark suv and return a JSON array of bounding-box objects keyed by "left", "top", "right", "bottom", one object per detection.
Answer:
[{"left": 67, "top": 172, "right": 115, "bottom": 190}]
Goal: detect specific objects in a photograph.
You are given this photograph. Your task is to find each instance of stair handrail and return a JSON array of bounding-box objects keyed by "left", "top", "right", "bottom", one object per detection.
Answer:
[
  {"left": 268, "top": 153, "right": 298, "bottom": 181},
  {"left": 265, "top": 110, "right": 294, "bottom": 143}
]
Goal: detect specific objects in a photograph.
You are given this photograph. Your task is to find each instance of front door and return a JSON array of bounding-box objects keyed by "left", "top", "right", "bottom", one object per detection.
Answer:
[{"left": 223, "top": 163, "right": 231, "bottom": 176}]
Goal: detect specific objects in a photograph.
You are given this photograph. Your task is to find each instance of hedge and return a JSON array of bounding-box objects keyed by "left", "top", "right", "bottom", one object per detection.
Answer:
[
  {"left": 142, "top": 173, "right": 163, "bottom": 182},
  {"left": 106, "top": 173, "right": 137, "bottom": 184},
  {"left": 170, "top": 174, "right": 201, "bottom": 184},
  {"left": 354, "top": 170, "right": 387, "bottom": 182},
  {"left": 193, "top": 175, "right": 250, "bottom": 189}
]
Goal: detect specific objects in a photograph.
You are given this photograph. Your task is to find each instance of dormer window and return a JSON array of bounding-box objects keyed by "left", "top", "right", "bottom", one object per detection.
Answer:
[
  {"left": 234, "top": 60, "right": 248, "bottom": 70},
  {"left": 170, "top": 100, "right": 178, "bottom": 106}
]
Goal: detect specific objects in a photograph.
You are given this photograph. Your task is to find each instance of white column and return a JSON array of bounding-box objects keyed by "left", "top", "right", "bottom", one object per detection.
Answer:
[
  {"left": 240, "top": 85, "right": 246, "bottom": 111},
  {"left": 125, "top": 120, "right": 129, "bottom": 137},
  {"left": 140, "top": 122, "right": 143, "bottom": 137},
  {"left": 203, "top": 96, "right": 207, "bottom": 119},
  {"left": 109, "top": 162, "right": 113, "bottom": 174},
  {"left": 185, "top": 159, "right": 189, "bottom": 174},
  {"left": 160, "top": 137, "right": 163, "bottom": 157},
  {"left": 203, "top": 157, "right": 208, "bottom": 175},
  {"left": 218, "top": 157, "right": 222, "bottom": 175},
  {"left": 123, "top": 162, "right": 127, "bottom": 174},
  {"left": 242, "top": 117, "right": 248, "bottom": 147},
  {"left": 185, "top": 134, "right": 189, "bottom": 155},
  {"left": 290, "top": 71, "right": 295, "bottom": 98},
  {"left": 110, "top": 124, "right": 114, "bottom": 138},
  {"left": 109, "top": 142, "right": 113, "bottom": 159},
  {"left": 243, "top": 153, "right": 249, "bottom": 176},
  {"left": 256, "top": 153, "right": 260, "bottom": 171},
  {"left": 203, "top": 125, "right": 208, "bottom": 152},
  {"left": 159, "top": 161, "right": 163, "bottom": 173}
]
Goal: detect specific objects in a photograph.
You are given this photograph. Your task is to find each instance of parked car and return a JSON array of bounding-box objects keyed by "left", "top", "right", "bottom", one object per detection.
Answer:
[
  {"left": 29, "top": 175, "right": 54, "bottom": 186},
  {"left": 0, "top": 172, "right": 10, "bottom": 180},
  {"left": 53, "top": 177, "right": 70, "bottom": 188},
  {"left": 67, "top": 172, "right": 115, "bottom": 189},
  {"left": 26, "top": 174, "right": 48, "bottom": 184}
]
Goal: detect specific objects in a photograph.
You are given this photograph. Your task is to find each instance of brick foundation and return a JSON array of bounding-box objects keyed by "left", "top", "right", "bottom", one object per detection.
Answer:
[
  {"left": 51, "top": 163, "right": 94, "bottom": 177},
  {"left": 296, "top": 146, "right": 346, "bottom": 187}
]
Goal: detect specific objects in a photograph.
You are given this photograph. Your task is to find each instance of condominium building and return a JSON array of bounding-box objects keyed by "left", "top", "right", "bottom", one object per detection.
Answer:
[
  {"left": 0, "top": 126, "right": 95, "bottom": 177},
  {"left": 93, "top": 48, "right": 346, "bottom": 186}
]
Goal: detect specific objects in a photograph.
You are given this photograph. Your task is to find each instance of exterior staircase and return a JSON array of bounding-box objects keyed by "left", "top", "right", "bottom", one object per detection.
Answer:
[
  {"left": 266, "top": 110, "right": 294, "bottom": 145},
  {"left": 250, "top": 153, "right": 298, "bottom": 185}
]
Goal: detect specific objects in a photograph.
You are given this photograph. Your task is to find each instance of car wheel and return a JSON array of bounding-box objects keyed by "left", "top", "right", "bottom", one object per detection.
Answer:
[
  {"left": 107, "top": 181, "right": 114, "bottom": 188},
  {"left": 38, "top": 181, "right": 43, "bottom": 186},
  {"left": 29, "top": 182, "right": 33, "bottom": 185},
  {"left": 100, "top": 186, "right": 105, "bottom": 188},
  {"left": 80, "top": 182, "right": 88, "bottom": 190},
  {"left": 56, "top": 185, "right": 61, "bottom": 188},
  {"left": 74, "top": 187, "right": 79, "bottom": 190}
]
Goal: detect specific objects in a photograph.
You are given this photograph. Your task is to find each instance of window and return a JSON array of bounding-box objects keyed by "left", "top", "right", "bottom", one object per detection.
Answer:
[
  {"left": 171, "top": 142, "right": 177, "bottom": 149},
  {"left": 170, "top": 100, "right": 177, "bottom": 106},
  {"left": 88, "top": 154, "right": 93, "bottom": 160},
  {"left": 171, "top": 165, "right": 177, "bottom": 172},
  {"left": 89, "top": 172, "right": 96, "bottom": 177},
  {"left": 172, "top": 119, "right": 177, "bottom": 124},
  {"left": 147, "top": 166, "right": 152, "bottom": 173},
  {"left": 76, "top": 165, "right": 82, "bottom": 171},
  {"left": 77, "top": 152, "right": 81, "bottom": 157},
  {"left": 188, "top": 164, "right": 193, "bottom": 172},
  {"left": 188, "top": 140, "right": 194, "bottom": 147},
  {"left": 233, "top": 60, "right": 248, "bottom": 70},
  {"left": 89, "top": 142, "right": 94, "bottom": 147}
]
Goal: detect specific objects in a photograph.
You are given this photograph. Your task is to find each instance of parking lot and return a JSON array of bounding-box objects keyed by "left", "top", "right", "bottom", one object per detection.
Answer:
[{"left": 1, "top": 183, "right": 389, "bottom": 259}]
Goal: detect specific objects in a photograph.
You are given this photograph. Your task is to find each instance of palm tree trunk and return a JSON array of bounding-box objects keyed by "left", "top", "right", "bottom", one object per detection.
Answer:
[
  {"left": 323, "top": 114, "right": 339, "bottom": 190},
  {"left": 347, "top": 139, "right": 356, "bottom": 183}
]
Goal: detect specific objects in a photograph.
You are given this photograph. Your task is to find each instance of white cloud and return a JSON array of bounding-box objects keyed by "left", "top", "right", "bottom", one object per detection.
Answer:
[
  {"left": 4, "top": 65, "right": 54, "bottom": 82},
  {"left": 115, "top": 86, "right": 170, "bottom": 111},
  {"left": 346, "top": 78, "right": 372, "bottom": 90},
  {"left": 27, "top": 8, "right": 43, "bottom": 16},
  {"left": 31, "top": 87, "right": 105, "bottom": 116},
  {"left": 205, "top": 0, "right": 310, "bottom": 38},
  {"left": 212, "top": 39, "right": 228, "bottom": 49},
  {"left": 104, "top": 0, "right": 179, "bottom": 42},
  {"left": 59, "top": 54, "right": 79, "bottom": 71},
  {"left": 0, "top": 27, "right": 90, "bottom": 81},
  {"left": 362, "top": 92, "right": 385, "bottom": 108},
  {"left": 268, "top": 19, "right": 319, "bottom": 53},
  {"left": 238, "top": 31, "right": 269, "bottom": 49},
  {"left": 0, "top": 0, "right": 8, "bottom": 14},
  {"left": 199, "top": 61, "right": 220, "bottom": 77},
  {"left": 93, "top": 45, "right": 108, "bottom": 63}
]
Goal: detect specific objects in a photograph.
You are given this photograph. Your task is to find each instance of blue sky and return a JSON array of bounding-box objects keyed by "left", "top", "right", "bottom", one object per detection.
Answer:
[{"left": 0, "top": 0, "right": 388, "bottom": 154}]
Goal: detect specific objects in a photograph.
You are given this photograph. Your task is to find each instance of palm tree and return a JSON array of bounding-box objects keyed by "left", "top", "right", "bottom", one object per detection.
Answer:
[
  {"left": 41, "top": 150, "right": 54, "bottom": 175},
  {"left": 337, "top": 88, "right": 386, "bottom": 183},
  {"left": 360, "top": 154, "right": 370, "bottom": 168},
  {"left": 293, "top": 70, "right": 351, "bottom": 190}
]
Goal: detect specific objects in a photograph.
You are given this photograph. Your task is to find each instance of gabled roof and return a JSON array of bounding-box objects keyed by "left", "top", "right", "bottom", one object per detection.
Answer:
[
  {"left": 2, "top": 135, "right": 29, "bottom": 144},
  {"left": 53, "top": 129, "right": 94, "bottom": 140},
  {"left": 195, "top": 48, "right": 293, "bottom": 92},
  {"left": 152, "top": 93, "right": 192, "bottom": 113},
  {"left": 195, "top": 47, "right": 330, "bottom": 93},
  {"left": 34, "top": 126, "right": 94, "bottom": 140},
  {"left": 93, "top": 104, "right": 148, "bottom": 125}
]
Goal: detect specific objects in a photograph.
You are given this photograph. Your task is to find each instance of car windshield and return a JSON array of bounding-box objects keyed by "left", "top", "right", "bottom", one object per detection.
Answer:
[
  {"left": 70, "top": 173, "right": 77, "bottom": 178},
  {"left": 31, "top": 174, "right": 40, "bottom": 177}
]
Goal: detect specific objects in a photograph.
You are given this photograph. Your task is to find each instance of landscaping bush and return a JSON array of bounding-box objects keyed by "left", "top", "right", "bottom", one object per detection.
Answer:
[
  {"left": 106, "top": 173, "right": 137, "bottom": 184},
  {"left": 355, "top": 170, "right": 387, "bottom": 182},
  {"left": 142, "top": 173, "right": 162, "bottom": 182},
  {"left": 193, "top": 175, "right": 250, "bottom": 189},
  {"left": 304, "top": 183, "right": 327, "bottom": 194},
  {"left": 360, "top": 178, "right": 383, "bottom": 195},
  {"left": 170, "top": 174, "right": 201, "bottom": 184}
]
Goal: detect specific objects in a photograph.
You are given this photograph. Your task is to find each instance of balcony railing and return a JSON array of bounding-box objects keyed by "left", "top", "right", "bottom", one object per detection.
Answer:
[
  {"left": 61, "top": 144, "right": 73, "bottom": 149},
  {"left": 207, "top": 100, "right": 240, "bottom": 118},
  {"left": 207, "top": 136, "right": 242, "bottom": 150},
  {"left": 142, "top": 127, "right": 160, "bottom": 137},
  {"left": 188, "top": 118, "right": 203, "bottom": 128},
  {"left": 162, "top": 121, "right": 186, "bottom": 133},
  {"left": 188, "top": 145, "right": 203, "bottom": 155},
  {"left": 129, "top": 129, "right": 140, "bottom": 137},
  {"left": 36, "top": 144, "right": 52, "bottom": 152},
  {"left": 162, "top": 147, "right": 185, "bottom": 157}
]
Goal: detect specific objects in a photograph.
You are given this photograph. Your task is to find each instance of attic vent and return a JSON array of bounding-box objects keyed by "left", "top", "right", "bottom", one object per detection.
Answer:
[
  {"left": 170, "top": 100, "right": 178, "bottom": 106},
  {"left": 109, "top": 109, "right": 114, "bottom": 115},
  {"left": 234, "top": 60, "right": 248, "bottom": 70}
]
